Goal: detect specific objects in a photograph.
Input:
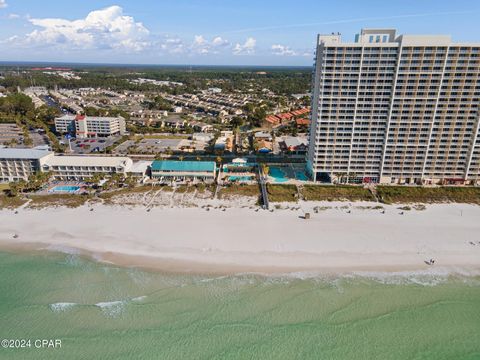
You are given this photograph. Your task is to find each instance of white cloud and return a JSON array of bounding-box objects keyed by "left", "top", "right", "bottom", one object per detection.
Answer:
[
  {"left": 0, "top": 1, "right": 7, "bottom": 9},
  {"left": 24, "top": 5, "right": 150, "bottom": 52},
  {"left": 191, "top": 35, "right": 230, "bottom": 55},
  {"left": 233, "top": 37, "right": 256, "bottom": 55},
  {"left": 159, "top": 36, "right": 185, "bottom": 54},
  {"left": 7, "top": 13, "right": 19, "bottom": 19},
  {"left": 193, "top": 35, "right": 207, "bottom": 46},
  {"left": 212, "top": 36, "right": 229, "bottom": 47},
  {"left": 271, "top": 44, "right": 297, "bottom": 56}
]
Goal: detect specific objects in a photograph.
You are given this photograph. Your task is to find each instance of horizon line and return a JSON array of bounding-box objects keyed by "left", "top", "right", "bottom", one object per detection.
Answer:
[{"left": 0, "top": 60, "right": 312, "bottom": 69}]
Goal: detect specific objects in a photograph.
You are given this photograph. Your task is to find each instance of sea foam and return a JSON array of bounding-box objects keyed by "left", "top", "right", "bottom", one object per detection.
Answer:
[{"left": 49, "top": 302, "right": 77, "bottom": 312}]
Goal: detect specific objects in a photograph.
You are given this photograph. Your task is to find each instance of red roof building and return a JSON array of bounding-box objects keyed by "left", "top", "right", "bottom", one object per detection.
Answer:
[{"left": 295, "top": 118, "right": 310, "bottom": 126}]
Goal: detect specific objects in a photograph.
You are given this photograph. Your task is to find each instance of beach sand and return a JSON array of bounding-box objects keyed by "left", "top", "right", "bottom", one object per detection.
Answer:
[{"left": 0, "top": 201, "right": 479, "bottom": 274}]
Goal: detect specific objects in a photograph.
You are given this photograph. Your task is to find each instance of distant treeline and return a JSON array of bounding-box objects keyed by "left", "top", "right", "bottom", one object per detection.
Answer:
[{"left": 0, "top": 65, "right": 311, "bottom": 95}]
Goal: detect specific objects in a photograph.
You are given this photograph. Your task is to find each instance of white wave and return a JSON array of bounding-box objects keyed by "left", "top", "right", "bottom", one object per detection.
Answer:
[
  {"left": 193, "top": 267, "right": 480, "bottom": 288},
  {"left": 49, "top": 302, "right": 77, "bottom": 312},
  {"left": 95, "top": 300, "right": 126, "bottom": 317},
  {"left": 131, "top": 296, "right": 147, "bottom": 302}
]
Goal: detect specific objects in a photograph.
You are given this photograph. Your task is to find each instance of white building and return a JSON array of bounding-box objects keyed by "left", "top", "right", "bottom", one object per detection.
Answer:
[
  {"left": 41, "top": 155, "right": 133, "bottom": 180},
  {"left": 1, "top": 148, "right": 133, "bottom": 182},
  {"left": 55, "top": 114, "right": 126, "bottom": 138},
  {"left": 307, "top": 29, "right": 480, "bottom": 185},
  {"left": 0, "top": 148, "right": 53, "bottom": 182}
]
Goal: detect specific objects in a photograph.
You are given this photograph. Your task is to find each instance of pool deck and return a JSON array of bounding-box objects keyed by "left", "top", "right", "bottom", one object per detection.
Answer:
[{"left": 38, "top": 181, "right": 88, "bottom": 195}]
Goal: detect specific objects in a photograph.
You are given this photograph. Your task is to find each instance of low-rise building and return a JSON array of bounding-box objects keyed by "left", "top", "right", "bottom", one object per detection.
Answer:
[
  {"left": 192, "top": 133, "right": 214, "bottom": 143},
  {"left": 55, "top": 114, "right": 126, "bottom": 138},
  {"left": 254, "top": 131, "right": 272, "bottom": 141},
  {"left": 127, "top": 160, "right": 151, "bottom": 179},
  {"left": 0, "top": 148, "right": 53, "bottom": 182},
  {"left": 279, "top": 136, "right": 308, "bottom": 155},
  {"left": 162, "top": 118, "right": 186, "bottom": 129},
  {"left": 150, "top": 160, "right": 216, "bottom": 182},
  {"left": 42, "top": 155, "right": 133, "bottom": 180},
  {"left": 191, "top": 122, "right": 214, "bottom": 133}
]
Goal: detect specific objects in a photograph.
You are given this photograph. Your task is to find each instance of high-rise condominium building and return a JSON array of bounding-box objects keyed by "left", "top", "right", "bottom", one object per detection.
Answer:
[{"left": 307, "top": 29, "right": 480, "bottom": 185}]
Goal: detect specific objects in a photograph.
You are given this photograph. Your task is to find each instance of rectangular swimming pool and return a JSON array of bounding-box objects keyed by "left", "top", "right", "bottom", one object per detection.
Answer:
[
  {"left": 50, "top": 185, "right": 81, "bottom": 193},
  {"left": 228, "top": 176, "right": 254, "bottom": 182}
]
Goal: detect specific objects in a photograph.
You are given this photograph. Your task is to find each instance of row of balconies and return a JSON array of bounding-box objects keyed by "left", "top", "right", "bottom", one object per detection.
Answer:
[{"left": 49, "top": 166, "right": 117, "bottom": 171}]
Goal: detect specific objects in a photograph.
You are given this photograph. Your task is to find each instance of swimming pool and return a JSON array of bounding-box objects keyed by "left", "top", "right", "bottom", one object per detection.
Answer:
[
  {"left": 269, "top": 166, "right": 309, "bottom": 182},
  {"left": 294, "top": 171, "right": 309, "bottom": 181},
  {"left": 50, "top": 185, "right": 81, "bottom": 193},
  {"left": 269, "top": 167, "right": 288, "bottom": 183},
  {"left": 228, "top": 176, "right": 253, "bottom": 182}
]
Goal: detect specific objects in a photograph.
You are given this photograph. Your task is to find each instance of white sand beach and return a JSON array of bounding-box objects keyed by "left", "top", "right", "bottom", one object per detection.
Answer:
[{"left": 1, "top": 202, "right": 479, "bottom": 274}]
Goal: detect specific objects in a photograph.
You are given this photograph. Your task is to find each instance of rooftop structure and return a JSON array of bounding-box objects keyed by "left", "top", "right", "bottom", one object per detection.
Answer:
[
  {"left": 0, "top": 148, "right": 53, "bottom": 160},
  {"left": 151, "top": 160, "right": 217, "bottom": 182}
]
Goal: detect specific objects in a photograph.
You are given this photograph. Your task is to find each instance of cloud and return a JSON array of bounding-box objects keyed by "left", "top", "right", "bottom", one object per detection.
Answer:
[
  {"left": 271, "top": 44, "right": 297, "bottom": 56},
  {"left": 159, "top": 36, "right": 185, "bottom": 54},
  {"left": 0, "top": 1, "right": 7, "bottom": 9},
  {"left": 191, "top": 35, "right": 230, "bottom": 55},
  {"left": 23, "top": 5, "right": 150, "bottom": 52},
  {"left": 212, "top": 36, "right": 229, "bottom": 47},
  {"left": 233, "top": 37, "right": 256, "bottom": 55},
  {"left": 7, "top": 13, "right": 19, "bottom": 19}
]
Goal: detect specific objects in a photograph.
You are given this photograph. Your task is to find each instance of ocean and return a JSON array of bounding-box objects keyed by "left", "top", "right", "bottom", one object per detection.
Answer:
[{"left": 0, "top": 250, "right": 479, "bottom": 360}]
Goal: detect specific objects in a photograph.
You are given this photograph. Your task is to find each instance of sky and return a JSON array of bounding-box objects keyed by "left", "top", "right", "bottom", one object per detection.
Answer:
[{"left": 0, "top": 0, "right": 479, "bottom": 66}]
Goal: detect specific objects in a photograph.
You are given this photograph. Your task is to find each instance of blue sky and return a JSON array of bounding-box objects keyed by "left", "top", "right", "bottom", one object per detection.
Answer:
[{"left": 1, "top": 0, "right": 479, "bottom": 65}]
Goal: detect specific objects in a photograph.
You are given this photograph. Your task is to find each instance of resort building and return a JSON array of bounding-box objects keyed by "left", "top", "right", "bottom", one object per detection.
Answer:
[
  {"left": 41, "top": 155, "right": 133, "bottom": 181},
  {"left": 150, "top": 160, "right": 217, "bottom": 182},
  {"left": 307, "top": 29, "right": 480, "bottom": 185},
  {"left": 55, "top": 114, "right": 126, "bottom": 138},
  {"left": 0, "top": 148, "right": 53, "bottom": 182}
]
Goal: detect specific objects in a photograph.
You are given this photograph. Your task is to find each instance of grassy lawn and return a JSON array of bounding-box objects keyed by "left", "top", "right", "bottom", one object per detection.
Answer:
[
  {"left": 27, "top": 194, "right": 91, "bottom": 209},
  {"left": 301, "top": 185, "right": 375, "bottom": 202},
  {"left": 218, "top": 184, "right": 259, "bottom": 199},
  {"left": 267, "top": 184, "right": 298, "bottom": 202},
  {"left": 376, "top": 186, "right": 480, "bottom": 204}
]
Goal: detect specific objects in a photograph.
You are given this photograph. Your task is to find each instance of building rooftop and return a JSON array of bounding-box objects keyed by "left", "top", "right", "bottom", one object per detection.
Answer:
[
  {"left": 151, "top": 160, "right": 216, "bottom": 173},
  {"left": 0, "top": 148, "right": 53, "bottom": 160},
  {"left": 128, "top": 161, "right": 151, "bottom": 174},
  {"left": 45, "top": 155, "right": 132, "bottom": 168},
  {"left": 55, "top": 114, "right": 124, "bottom": 121},
  {"left": 319, "top": 28, "right": 480, "bottom": 46}
]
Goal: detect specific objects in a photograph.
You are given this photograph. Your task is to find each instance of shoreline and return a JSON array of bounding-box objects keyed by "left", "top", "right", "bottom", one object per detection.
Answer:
[{"left": 1, "top": 202, "right": 480, "bottom": 276}]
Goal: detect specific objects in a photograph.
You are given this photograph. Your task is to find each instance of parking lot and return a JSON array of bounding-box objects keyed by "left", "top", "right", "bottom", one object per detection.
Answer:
[
  {"left": 0, "top": 123, "right": 23, "bottom": 146},
  {"left": 67, "top": 136, "right": 120, "bottom": 154},
  {"left": 115, "top": 137, "right": 207, "bottom": 154}
]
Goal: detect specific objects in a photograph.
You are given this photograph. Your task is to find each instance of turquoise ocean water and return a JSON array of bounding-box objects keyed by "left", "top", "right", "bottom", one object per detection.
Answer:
[{"left": 0, "top": 250, "right": 479, "bottom": 359}]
